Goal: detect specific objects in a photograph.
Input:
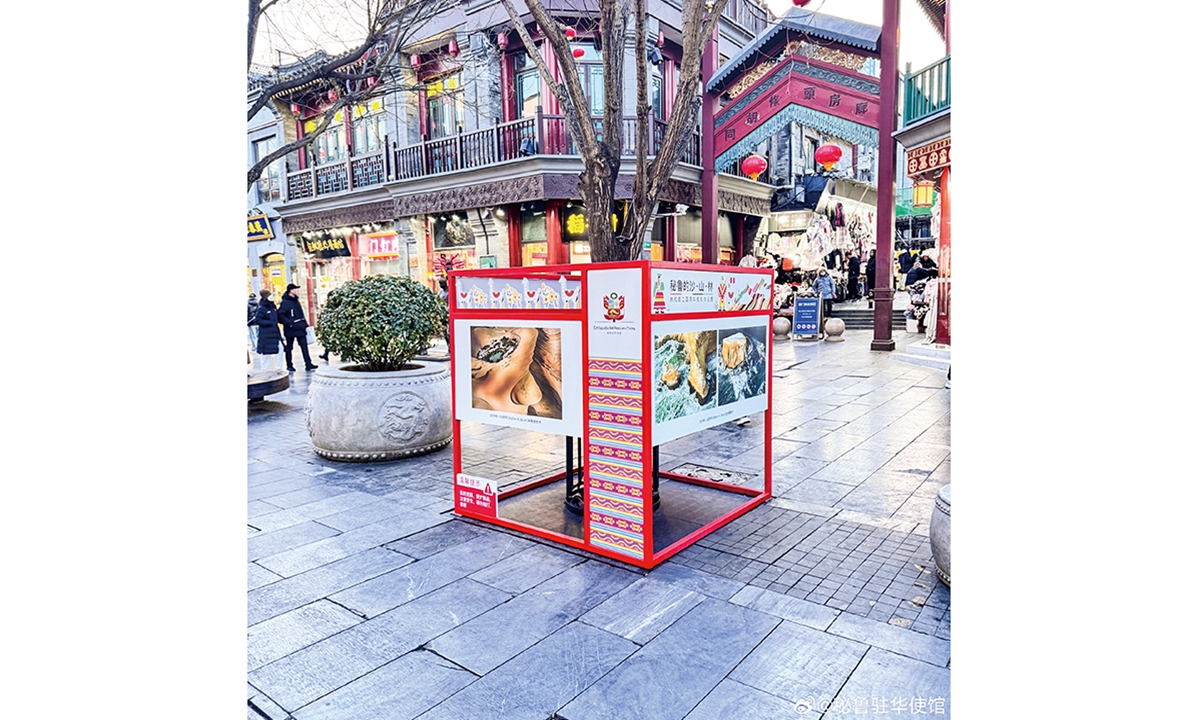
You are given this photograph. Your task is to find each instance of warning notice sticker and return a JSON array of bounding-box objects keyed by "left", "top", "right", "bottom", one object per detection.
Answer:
[{"left": 454, "top": 473, "right": 497, "bottom": 518}]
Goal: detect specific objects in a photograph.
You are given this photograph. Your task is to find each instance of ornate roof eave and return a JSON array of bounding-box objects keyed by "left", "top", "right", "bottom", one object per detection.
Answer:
[{"left": 707, "top": 9, "right": 882, "bottom": 94}]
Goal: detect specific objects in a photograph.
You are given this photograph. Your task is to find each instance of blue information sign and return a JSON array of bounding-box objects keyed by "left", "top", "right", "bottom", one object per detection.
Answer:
[{"left": 792, "top": 297, "right": 821, "bottom": 336}]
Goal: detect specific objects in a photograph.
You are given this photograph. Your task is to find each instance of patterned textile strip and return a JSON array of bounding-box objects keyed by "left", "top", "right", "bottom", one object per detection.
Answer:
[{"left": 586, "top": 358, "right": 645, "bottom": 560}]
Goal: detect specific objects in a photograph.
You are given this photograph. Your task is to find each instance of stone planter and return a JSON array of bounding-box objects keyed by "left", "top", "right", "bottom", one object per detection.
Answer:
[
  {"left": 929, "top": 484, "right": 951, "bottom": 586},
  {"left": 306, "top": 362, "right": 452, "bottom": 461}
]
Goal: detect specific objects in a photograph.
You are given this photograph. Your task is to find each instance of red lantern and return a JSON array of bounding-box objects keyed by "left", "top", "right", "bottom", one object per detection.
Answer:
[
  {"left": 447, "top": 39, "right": 459, "bottom": 56},
  {"left": 814, "top": 143, "right": 842, "bottom": 171},
  {"left": 741, "top": 154, "right": 768, "bottom": 182},
  {"left": 793, "top": 0, "right": 813, "bottom": 6},
  {"left": 496, "top": 32, "right": 508, "bottom": 49},
  {"left": 565, "top": 27, "right": 576, "bottom": 40},
  {"left": 572, "top": 47, "right": 586, "bottom": 59},
  {"left": 327, "top": 89, "right": 337, "bottom": 102}
]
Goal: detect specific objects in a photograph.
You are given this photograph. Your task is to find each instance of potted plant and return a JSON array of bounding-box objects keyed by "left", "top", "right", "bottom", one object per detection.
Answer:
[{"left": 306, "top": 275, "right": 452, "bottom": 461}]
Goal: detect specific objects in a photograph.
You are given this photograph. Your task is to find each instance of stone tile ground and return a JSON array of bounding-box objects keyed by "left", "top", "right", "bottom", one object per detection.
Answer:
[{"left": 247, "top": 327, "right": 951, "bottom": 719}]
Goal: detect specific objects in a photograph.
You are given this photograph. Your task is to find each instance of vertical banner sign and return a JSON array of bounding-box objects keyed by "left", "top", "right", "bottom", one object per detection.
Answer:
[
  {"left": 586, "top": 268, "right": 646, "bottom": 561},
  {"left": 454, "top": 473, "right": 497, "bottom": 518},
  {"left": 792, "top": 297, "right": 821, "bottom": 337}
]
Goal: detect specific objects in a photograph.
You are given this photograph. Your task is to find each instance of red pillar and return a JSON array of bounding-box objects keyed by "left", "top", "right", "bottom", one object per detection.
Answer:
[
  {"left": 700, "top": 26, "right": 719, "bottom": 264},
  {"left": 871, "top": 0, "right": 901, "bottom": 352},
  {"left": 507, "top": 205, "right": 522, "bottom": 266},
  {"left": 935, "top": 167, "right": 951, "bottom": 345},
  {"left": 546, "top": 201, "right": 566, "bottom": 265}
]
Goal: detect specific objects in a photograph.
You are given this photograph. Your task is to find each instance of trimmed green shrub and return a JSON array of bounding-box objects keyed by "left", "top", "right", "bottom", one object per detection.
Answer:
[{"left": 314, "top": 275, "right": 447, "bottom": 372}]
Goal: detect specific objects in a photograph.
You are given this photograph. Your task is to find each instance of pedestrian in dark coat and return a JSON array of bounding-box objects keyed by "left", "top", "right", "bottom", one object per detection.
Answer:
[
  {"left": 865, "top": 250, "right": 877, "bottom": 298},
  {"left": 247, "top": 293, "right": 259, "bottom": 349},
  {"left": 254, "top": 288, "right": 283, "bottom": 370},
  {"left": 278, "top": 283, "right": 317, "bottom": 372},
  {"left": 847, "top": 254, "right": 861, "bottom": 300}
]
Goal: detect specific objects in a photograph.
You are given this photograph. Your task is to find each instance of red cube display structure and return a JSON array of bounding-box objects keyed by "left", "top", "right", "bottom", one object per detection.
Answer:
[{"left": 448, "top": 260, "right": 774, "bottom": 569}]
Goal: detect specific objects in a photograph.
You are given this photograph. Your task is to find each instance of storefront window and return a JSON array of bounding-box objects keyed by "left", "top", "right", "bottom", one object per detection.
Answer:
[
  {"left": 352, "top": 100, "right": 387, "bottom": 155},
  {"left": 427, "top": 73, "right": 463, "bottom": 139},
  {"left": 520, "top": 203, "right": 547, "bottom": 266}
]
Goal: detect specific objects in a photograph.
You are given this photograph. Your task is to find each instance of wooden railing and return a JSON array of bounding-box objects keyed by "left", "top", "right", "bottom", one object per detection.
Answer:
[
  {"left": 903, "top": 55, "right": 951, "bottom": 127},
  {"left": 284, "top": 144, "right": 391, "bottom": 202},
  {"left": 283, "top": 107, "right": 766, "bottom": 203}
]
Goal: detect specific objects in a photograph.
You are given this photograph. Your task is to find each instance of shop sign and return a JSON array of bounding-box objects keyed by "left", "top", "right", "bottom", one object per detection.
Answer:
[
  {"left": 792, "top": 297, "right": 821, "bottom": 336},
  {"left": 302, "top": 233, "right": 352, "bottom": 258},
  {"left": 479, "top": 255, "right": 497, "bottom": 269},
  {"left": 367, "top": 233, "right": 399, "bottom": 256},
  {"left": 248, "top": 214, "right": 274, "bottom": 241},
  {"left": 906, "top": 137, "right": 951, "bottom": 178}
]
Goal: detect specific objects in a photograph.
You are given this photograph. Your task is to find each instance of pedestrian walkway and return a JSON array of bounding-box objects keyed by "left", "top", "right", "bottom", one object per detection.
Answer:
[{"left": 247, "top": 327, "right": 951, "bottom": 719}]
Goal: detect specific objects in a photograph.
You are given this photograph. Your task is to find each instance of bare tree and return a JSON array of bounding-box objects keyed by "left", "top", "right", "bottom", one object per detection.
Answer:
[
  {"left": 246, "top": 0, "right": 458, "bottom": 192},
  {"left": 500, "top": 0, "right": 730, "bottom": 262}
]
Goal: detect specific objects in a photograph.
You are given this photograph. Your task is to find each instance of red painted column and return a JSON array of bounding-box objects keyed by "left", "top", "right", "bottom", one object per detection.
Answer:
[
  {"left": 546, "top": 201, "right": 566, "bottom": 265},
  {"left": 507, "top": 205, "right": 522, "bottom": 267},
  {"left": 871, "top": 0, "right": 901, "bottom": 352},
  {"left": 700, "top": 26, "right": 719, "bottom": 264},
  {"left": 935, "top": 167, "right": 951, "bottom": 345}
]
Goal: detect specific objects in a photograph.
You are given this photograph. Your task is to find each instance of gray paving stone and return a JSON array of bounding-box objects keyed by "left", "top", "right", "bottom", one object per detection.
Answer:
[
  {"left": 291, "top": 650, "right": 476, "bottom": 720},
  {"left": 249, "top": 563, "right": 283, "bottom": 592},
  {"left": 248, "top": 521, "right": 343, "bottom": 562},
  {"left": 560, "top": 598, "right": 779, "bottom": 720},
  {"left": 417, "top": 622, "right": 638, "bottom": 720},
  {"left": 729, "top": 619, "right": 867, "bottom": 709},
  {"left": 247, "top": 475, "right": 325, "bottom": 502},
  {"left": 823, "top": 647, "right": 950, "bottom": 717},
  {"left": 580, "top": 576, "right": 706, "bottom": 645},
  {"left": 248, "top": 600, "right": 364, "bottom": 671},
  {"left": 727, "top": 585, "right": 839, "bottom": 630},
  {"left": 826, "top": 612, "right": 951, "bottom": 666},
  {"left": 330, "top": 532, "right": 533, "bottom": 618},
  {"left": 248, "top": 578, "right": 509, "bottom": 712},
  {"left": 427, "top": 560, "right": 638, "bottom": 674},
  {"left": 256, "top": 511, "right": 449, "bottom": 577},
  {"left": 383, "top": 520, "right": 488, "bottom": 559},
  {"left": 682, "top": 678, "right": 800, "bottom": 719},
  {"left": 250, "top": 491, "right": 383, "bottom": 534},
  {"left": 248, "top": 547, "right": 415, "bottom": 626},
  {"left": 651, "top": 562, "right": 746, "bottom": 600},
  {"left": 265, "top": 484, "right": 356, "bottom": 510},
  {"left": 468, "top": 543, "right": 586, "bottom": 595},
  {"left": 781, "top": 478, "right": 855, "bottom": 506},
  {"left": 310, "top": 498, "right": 415, "bottom": 532},
  {"left": 248, "top": 500, "right": 284, "bottom": 518}
]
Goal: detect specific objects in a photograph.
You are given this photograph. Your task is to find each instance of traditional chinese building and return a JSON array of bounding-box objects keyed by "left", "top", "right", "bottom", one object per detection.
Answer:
[
  {"left": 893, "top": 0, "right": 950, "bottom": 344},
  {"left": 249, "top": 2, "right": 782, "bottom": 325}
]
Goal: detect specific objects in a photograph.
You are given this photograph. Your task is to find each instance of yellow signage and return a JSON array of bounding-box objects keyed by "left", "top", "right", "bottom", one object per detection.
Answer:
[{"left": 248, "top": 215, "right": 274, "bottom": 241}]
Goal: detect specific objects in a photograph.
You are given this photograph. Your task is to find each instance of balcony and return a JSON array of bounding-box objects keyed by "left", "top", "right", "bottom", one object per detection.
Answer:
[
  {"left": 283, "top": 111, "right": 725, "bottom": 203},
  {"left": 902, "top": 55, "right": 950, "bottom": 127},
  {"left": 285, "top": 147, "right": 390, "bottom": 202}
]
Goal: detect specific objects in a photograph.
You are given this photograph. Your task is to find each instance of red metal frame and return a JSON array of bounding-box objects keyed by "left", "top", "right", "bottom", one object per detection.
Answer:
[{"left": 449, "top": 260, "right": 774, "bottom": 569}]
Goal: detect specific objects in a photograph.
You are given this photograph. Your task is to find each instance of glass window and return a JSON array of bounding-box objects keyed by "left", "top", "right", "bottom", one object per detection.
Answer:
[
  {"left": 573, "top": 44, "right": 605, "bottom": 118},
  {"left": 253, "top": 137, "right": 281, "bottom": 202},
  {"left": 426, "top": 72, "right": 463, "bottom": 139},
  {"left": 517, "top": 69, "right": 540, "bottom": 119},
  {"left": 352, "top": 101, "right": 386, "bottom": 155},
  {"left": 651, "top": 74, "right": 663, "bottom": 120},
  {"left": 304, "top": 111, "right": 347, "bottom": 166}
]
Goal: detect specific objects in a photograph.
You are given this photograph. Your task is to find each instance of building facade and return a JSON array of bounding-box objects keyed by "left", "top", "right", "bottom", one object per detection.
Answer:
[{"left": 248, "top": 1, "right": 778, "bottom": 325}]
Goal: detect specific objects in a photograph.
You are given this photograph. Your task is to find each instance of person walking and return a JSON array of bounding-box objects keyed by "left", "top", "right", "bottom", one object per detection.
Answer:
[
  {"left": 865, "top": 250, "right": 876, "bottom": 300},
  {"left": 246, "top": 293, "right": 259, "bottom": 360},
  {"left": 847, "top": 253, "right": 861, "bottom": 301},
  {"left": 815, "top": 267, "right": 836, "bottom": 319},
  {"left": 253, "top": 288, "right": 283, "bottom": 371},
  {"left": 278, "top": 283, "right": 317, "bottom": 372}
]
